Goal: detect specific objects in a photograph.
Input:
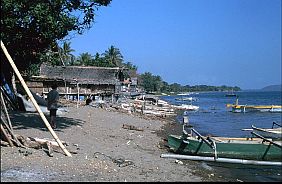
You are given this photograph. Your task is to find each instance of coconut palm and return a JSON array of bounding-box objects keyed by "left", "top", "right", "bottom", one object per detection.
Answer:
[
  {"left": 102, "top": 45, "right": 123, "bottom": 67},
  {"left": 77, "top": 52, "right": 93, "bottom": 66},
  {"left": 59, "top": 42, "right": 76, "bottom": 66}
]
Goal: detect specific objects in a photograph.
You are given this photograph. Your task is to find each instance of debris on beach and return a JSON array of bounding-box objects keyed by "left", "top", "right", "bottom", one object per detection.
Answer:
[
  {"left": 96, "top": 94, "right": 177, "bottom": 118},
  {"left": 122, "top": 124, "right": 144, "bottom": 131}
]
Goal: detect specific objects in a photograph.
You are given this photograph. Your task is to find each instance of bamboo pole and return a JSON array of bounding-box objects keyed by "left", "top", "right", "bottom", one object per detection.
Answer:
[
  {"left": 1, "top": 41, "right": 72, "bottom": 157},
  {"left": 1, "top": 92, "right": 12, "bottom": 128},
  {"left": 1, "top": 115, "right": 23, "bottom": 147},
  {"left": 161, "top": 153, "right": 282, "bottom": 166},
  {"left": 0, "top": 92, "right": 19, "bottom": 143},
  {"left": 0, "top": 124, "right": 13, "bottom": 146}
]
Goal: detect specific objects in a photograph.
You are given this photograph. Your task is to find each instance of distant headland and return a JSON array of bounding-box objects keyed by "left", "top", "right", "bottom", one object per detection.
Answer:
[{"left": 261, "top": 84, "right": 282, "bottom": 91}]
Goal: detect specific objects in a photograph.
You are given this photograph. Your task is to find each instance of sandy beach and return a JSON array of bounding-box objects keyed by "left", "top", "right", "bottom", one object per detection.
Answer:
[{"left": 1, "top": 104, "right": 224, "bottom": 182}]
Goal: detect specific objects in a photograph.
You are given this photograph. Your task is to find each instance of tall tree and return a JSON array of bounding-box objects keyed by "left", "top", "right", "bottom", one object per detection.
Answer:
[
  {"left": 93, "top": 52, "right": 106, "bottom": 67},
  {"left": 1, "top": 0, "right": 112, "bottom": 81},
  {"left": 139, "top": 72, "right": 163, "bottom": 93},
  {"left": 59, "top": 41, "right": 75, "bottom": 66},
  {"left": 77, "top": 52, "right": 93, "bottom": 66},
  {"left": 123, "top": 61, "right": 138, "bottom": 70},
  {"left": 102, "top": 45, "right": 123, "bottom": 67}
]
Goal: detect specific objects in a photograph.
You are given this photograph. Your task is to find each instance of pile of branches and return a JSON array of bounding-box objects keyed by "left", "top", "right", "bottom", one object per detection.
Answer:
[{"left": 0, "top": 89, "right": 23, "bottom": 147}]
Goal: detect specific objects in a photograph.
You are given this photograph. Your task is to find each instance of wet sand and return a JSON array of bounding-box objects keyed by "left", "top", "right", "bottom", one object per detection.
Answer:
[{"left": 1, "top": 105, "right": 224, "bottom": 182}]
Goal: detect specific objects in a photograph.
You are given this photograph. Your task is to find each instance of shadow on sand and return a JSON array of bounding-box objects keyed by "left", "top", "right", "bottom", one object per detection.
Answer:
[{"left": 9, "top": 111, "right": 84, "bottom": 132}]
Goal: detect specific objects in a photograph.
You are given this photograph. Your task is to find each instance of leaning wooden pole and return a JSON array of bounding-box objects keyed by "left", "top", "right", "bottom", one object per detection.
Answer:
[
  {"left": 1, "top": 41, "right": 72, "bottom": 157},
  {"left": 0, "top": 124, "right": 13, "bottom": 146}
]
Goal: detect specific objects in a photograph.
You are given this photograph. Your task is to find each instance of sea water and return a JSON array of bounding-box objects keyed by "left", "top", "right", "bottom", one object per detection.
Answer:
[{"left": 161, "top": 90, "right": 282, "bottom": 182}]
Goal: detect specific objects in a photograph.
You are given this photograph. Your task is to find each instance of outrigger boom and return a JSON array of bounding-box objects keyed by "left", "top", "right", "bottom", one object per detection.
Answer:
[{"left": 161, "top": 153, "right": 282, "bottom": 166}]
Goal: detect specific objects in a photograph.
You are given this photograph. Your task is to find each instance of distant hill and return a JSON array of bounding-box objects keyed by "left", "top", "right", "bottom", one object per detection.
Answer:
[{"left": 261, "top": 85, "right": 282, "bottom": 91}]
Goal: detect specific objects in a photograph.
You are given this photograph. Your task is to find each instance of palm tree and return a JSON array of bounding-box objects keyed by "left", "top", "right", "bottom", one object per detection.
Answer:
[
  {"left": 59, "top": 42, "right": 75, "bottom": 66},
  {"left": 77, "top": 52, "right": 93, "bottom": 66},
  {"left": 102, "top": 45, "right": 123, "bottom": 67},
  {"left": 124, "top": 61, "right": 138, "bottom": 70}
]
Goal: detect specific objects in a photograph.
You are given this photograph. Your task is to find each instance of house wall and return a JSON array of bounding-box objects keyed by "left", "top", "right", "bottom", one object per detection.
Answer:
[
  {"left": 26, "top": 80, "right": 116, "bottom": 100},
  {"left": 25, "top": 81, "right": 44, "bottom": 94}
]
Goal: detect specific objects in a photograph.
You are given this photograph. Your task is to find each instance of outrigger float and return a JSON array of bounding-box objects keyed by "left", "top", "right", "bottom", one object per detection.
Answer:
[{"left": 226, "top": 98, "right": 282, "bottom": 113}]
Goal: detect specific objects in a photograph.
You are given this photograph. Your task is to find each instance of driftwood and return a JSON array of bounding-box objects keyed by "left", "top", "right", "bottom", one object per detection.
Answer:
[
  {"left": 122, "top": 124, "right": 144, "bottom": 131},
  {"left": 26, "top": 137, "right": 67, "bottom": 147},
  {"left": 1, "top": 140, "right": 10, "bottom": 146},
  {"left": 17, "top": 135, "right": 42, "bottom": 149},
  {"left": 17, "top": 135, "right": 77, "bottom": 156}
]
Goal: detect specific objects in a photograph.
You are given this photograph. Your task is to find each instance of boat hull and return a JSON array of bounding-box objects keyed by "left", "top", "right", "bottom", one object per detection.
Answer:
[
  {"left": 252, "top": 126, "right": 282, "bottom": 140},
  {"left": 168, "top": 135, "right": 282, "bottom": 161},
  {"left": 231, "top": 106, "right": 282, "bottom": 113}
]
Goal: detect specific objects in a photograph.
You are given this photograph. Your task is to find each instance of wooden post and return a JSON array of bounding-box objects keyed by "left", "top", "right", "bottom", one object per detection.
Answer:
[
  {"left": 1, "top": 41, "right": 72, "bottom": 157},
  {"left": 77, "top": 82, "right": 79, "bottom": 108}
]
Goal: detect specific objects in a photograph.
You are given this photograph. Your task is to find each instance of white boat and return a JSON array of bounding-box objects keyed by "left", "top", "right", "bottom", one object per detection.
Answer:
[
  {"left": 172, "top": 104, "right": 199, "bottom": 111},
  {"left": 251, "top": 125, "right": 282, "bottom": 140},
  {"left": 175, "top": 97, "right": 197, "bottom": 101},
  {"left": 242, "top": 122, "right": 282, "bottom": 140},
  {"left": 177, "top": 92, "right": 191, "bottom": 96}
]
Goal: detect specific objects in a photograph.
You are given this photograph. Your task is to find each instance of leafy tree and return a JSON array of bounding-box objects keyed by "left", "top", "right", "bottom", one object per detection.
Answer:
[
  {"left": 169, "top": 83, "right": 182, "bottom": 92},
  {"left": 123, "top": 61, "right": 138, "bottom": 70},
  {"left": 139, "top": 72, "right": 163, "bottom": 93},
  {"left": 93, "top": 52, "right": 107, "bottom": 67},
  {"left": 102, "top": 45, "right": 123, "bottom": 67},
  {"left": 1, "top": 0, "right": 112, "bottom": 80}
]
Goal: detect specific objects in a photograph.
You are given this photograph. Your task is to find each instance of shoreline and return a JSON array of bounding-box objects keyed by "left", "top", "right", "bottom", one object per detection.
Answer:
[{"left": 1, "top": 105, "right": 225, "bottom": 182}]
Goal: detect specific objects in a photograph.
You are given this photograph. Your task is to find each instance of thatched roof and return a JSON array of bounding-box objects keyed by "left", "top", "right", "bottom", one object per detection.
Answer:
[{"left": 39, "top": 63, "right": 124, "bottom": 85}]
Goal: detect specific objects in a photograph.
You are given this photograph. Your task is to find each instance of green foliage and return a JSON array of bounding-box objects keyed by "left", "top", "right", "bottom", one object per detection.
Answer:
[
  {"left": 1, "top": 0, "right": 112, "bottom": 75},
  {"left": 139, "top": 72, "right": 163, "bottom": 92},
  {"left": 76, "top": 52, "right": 94, "bottom": 66},
  {"left": 102, "top": 45, "right": 124, "bottom": 67},
  {"left": 93, "top": 52, "right": 107, "bottom": 67},
  {"left": 139, "top": 72, "right": 241, "bottom": 93},
  {"left": 60, "top": 42, "right": 75, "bottom": 66},
  {"left": 123, "top": 62, "right": 138, "bottom": 70}
]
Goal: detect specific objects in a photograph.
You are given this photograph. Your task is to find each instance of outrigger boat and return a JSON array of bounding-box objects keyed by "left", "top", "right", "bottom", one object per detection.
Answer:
[
  {"left": 163, "top": 125, "right": 282, "bottom": 166},
  {"left": 242, "top": 122, "right": 282, "bottom": 140},
  {"left": 226, "top": 98, "right": 282, "bottom": 113},
  {"left": 225, "top": 89, "right": 238, "bottom": 97}
]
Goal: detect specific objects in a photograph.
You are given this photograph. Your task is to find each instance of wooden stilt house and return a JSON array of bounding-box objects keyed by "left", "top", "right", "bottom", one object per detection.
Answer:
[{"left": 26, "top": 63, "right": 127, "bottom": 101}]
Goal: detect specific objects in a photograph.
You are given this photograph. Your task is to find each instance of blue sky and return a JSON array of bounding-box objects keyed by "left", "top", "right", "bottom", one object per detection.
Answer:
[{"left": 69, "top": 0, "right": 281, "bottom": 90}]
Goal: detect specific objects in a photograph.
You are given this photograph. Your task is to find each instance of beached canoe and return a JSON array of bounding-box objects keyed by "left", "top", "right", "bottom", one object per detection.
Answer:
[{"left": 168, "top": 129, "right": 282, "bottom": 161}]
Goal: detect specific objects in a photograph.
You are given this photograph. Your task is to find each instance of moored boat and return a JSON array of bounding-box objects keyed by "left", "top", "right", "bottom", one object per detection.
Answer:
[
  {"left": 172, "top": 104, "right": 199, "bottom": 111},
  {"left": 226, "top": 99, "right": 282, "bottom": 113},
  {"left": 247, "top": 122, "right": 282, "bottom": 140},
  {"left": 175, "top": 97, "right": 197, "bottom": 101},
  {"left": 167, "top": 128, "right": 282, "bottom": 162}
]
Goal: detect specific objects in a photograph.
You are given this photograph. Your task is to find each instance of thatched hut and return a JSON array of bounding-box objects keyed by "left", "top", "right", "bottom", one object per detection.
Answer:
[{"left": 26, "top": 63, "right": 129, "bottom": 101}]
